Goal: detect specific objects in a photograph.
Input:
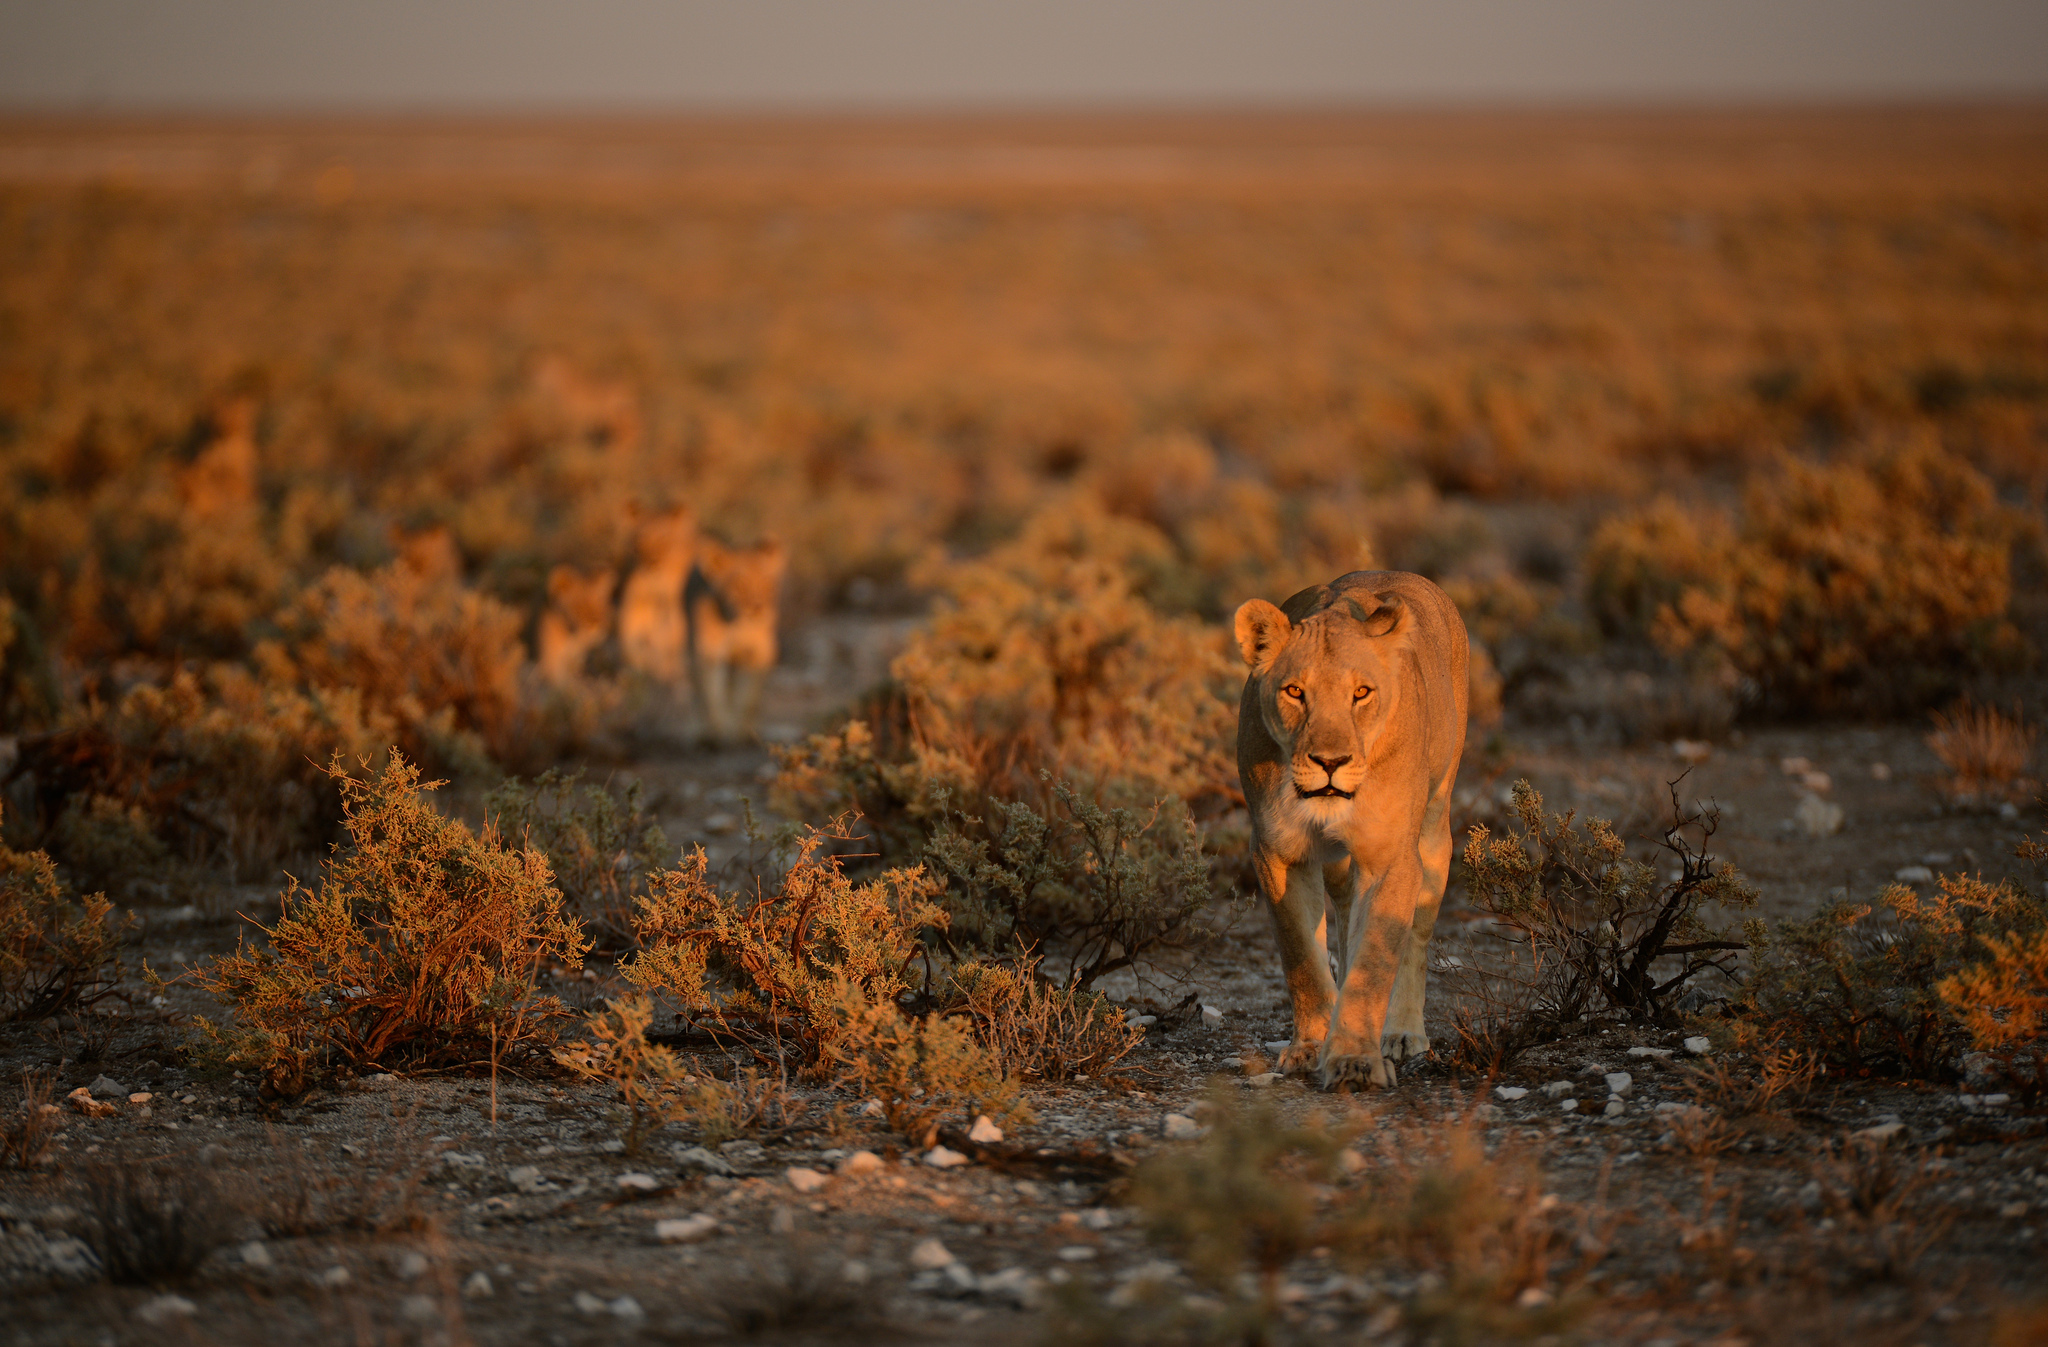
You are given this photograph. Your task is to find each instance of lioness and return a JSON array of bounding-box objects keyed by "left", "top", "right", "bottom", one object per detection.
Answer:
[
  {"left": 535, "top": 564, "right": 616, "bottom": 686},
  {"left": 1234, "top": 570, "right": 1469, "bottom": 1088},
  {"left": 686, "top": 537, "right": 787, "bottom": 744},
  {"left": 617, "top": 505, "right": 696, "bottom": 684}
]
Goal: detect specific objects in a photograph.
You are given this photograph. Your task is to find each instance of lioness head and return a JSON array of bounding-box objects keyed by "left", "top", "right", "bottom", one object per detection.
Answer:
[{"left": 1234, "top": 591, "right": 1408, "bottom": 811}]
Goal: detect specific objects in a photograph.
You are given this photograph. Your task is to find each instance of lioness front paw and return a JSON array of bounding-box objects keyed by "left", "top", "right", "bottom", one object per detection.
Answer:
[
  {"left": 1319, "top": 1051, "right": 1394, "bottom": 1090},
  {"left": 1381, "top": 1029, "right": 1431, "bottom": 1062},
  {"left": 1274, "top": 1040, "right": 1323, "bottom": 1074}
]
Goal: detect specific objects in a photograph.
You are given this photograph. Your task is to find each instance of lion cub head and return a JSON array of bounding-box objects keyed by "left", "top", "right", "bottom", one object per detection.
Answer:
[{"left": 1234, "top": 589, "right": 1410, "bottom": 815}]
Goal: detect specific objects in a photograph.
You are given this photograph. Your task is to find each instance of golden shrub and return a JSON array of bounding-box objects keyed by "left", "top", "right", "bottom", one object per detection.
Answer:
[
  {"left": 941, "top": 957, "right": 1143, "bottom": 1082},
  {"left": 191, "top": 753, "right": 587, "bottom": 1094},
  {"left": 0, "top": 805, "right": 129, "bottom": 1022},
  {"left": 821, "top": 980, "right": 1025, "bottom": 1148},
  {"left": 1926, "top": 699, "right": 2037, "bottom": 797}
]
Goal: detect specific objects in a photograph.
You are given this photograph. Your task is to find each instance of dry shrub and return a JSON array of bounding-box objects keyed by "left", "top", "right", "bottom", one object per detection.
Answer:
[
  {"left": 924, "top": 780, "right": 1211, "bottom": 990},
  {"left": 823, "top": 982, "right": 1026, "bottom": 1147},
  {"left": 1668, "top": 1041, "right": 1820, "bottom": 1155},
  {"left": 74, "top": 1156, "right": 244, "bottom": 1285},
  {"left": 1801, "top": 1136, "right": 1946, "bottom": 1285},
  {"left": 0, "top": 807, "right": 128, "bottom": 1021},
  {"left": 190, "top": 753, "right": 587, "bottom": 1094},
  {"left": 688, "top": 1234, "right": 889, "bottom": 1338},
  {"left": 1585, "top": 442, "right": 2026, "bottom": 713},
  {"left": 621, "top": 824, "right": 945, "bottom": 1063},
  {"left": 262, "top": 1126, "right": 433, "bottom": 1236},
  {"left": 485, "top": 769, "right": 668, "bottom": 949},
  {"left": 1454, "top": 781, "right": 1760, "bottom": 1046},
  {"left": 19, "top": 665, "right": 391, "bottom": 883},
  {"left": 1936, "top": 911, "right": 2048, "bottom": 1096},
  {"left": 942, "top": 957, "right": 1143, "bottom": 1083},
  {"left": 1743, "top": 872, "right": 2045, "bottom": 1079},
  {"left": 1666, "top": 1163, "right": 1758, "bottom": 1285},
  {"left": 3, "top": 1072, "right": 60, "bottom": 1169},
  {"left": 1926, "top": 699, "right": 2037, "bottom": 802}
]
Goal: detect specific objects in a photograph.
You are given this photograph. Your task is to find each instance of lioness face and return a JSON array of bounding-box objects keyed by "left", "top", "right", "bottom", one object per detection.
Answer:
[{"left": 1236, "top": 599, "right": 1402, "bottom": 822}]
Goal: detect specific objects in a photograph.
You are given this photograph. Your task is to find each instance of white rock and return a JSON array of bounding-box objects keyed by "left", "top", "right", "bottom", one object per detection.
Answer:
[
  {"left": 1057, "top": 1245, "right": 1099, "bottom": 1261},
  {"left": 838, "top": 1150, "right": 885, "bottom": 1176},
  {"left": 909, "top": 1238, "right": 956, "bottom": 1270},
  {"left": 1961, "top": 1051, "right": 1998, "bottom": 1088},
  {"left": 87, "top": 1076, "right": 128, "bottom": 1099},
  {"left": 1604, "top": 1072, "right": 1633, "bottom": 1098},
  {"left": 1603, "top": 1098, "right": 1625, "bottom": 1118},
  {"left": 1079, "top": 1207, "right": 1121, "bottom": 1231},
  {"left": 1539, "top": 1080, "right": 1574, "bottom": 1099},
  {"left": 462, "top": 1271, "right": 494, "bottom": 1299},
  {"left": 1683, "top": 1036, "right": 1712, "bottom": 1055},
  {"left": 240, "top": 1240, "right": 273, "bottom": 1269},
  {"left": 1893, "top": 865, "right": 1935, "bottom": 884},
  {"left": 573, "top": 1291, "right": 608, "bottom": 1316},
  {"left": 1245, "top": 1072, "right": 1283, "bottom": 1089},
  {"left": 134, "top": 1295, "right": 197, "bottom": 1324},
  {"left": 1794, "top": 794, "right": 1845, "bottom": 838},
  {"left": 671, "top": 1145, "right": 737, "bottom": 1177},
  {"left": 596, "top": 1139, "right": 625, "bottom": 1154},
  {"left": 968, "top": 1115, "right": 1004, "bottom": 1144},
  {"left": 1162, "top": 1113, "right": 1204, "bottom": 1140},
  {"left": 440, "top": 1151, "right": 485, "bottom": 1170},
  {"left": 1517, "top": 1286, "right": 1553, "bottom": 1309},
  {"left": 1627, "top": 1046, "right": 1673, "bottom": 1059},
  {"left": 1493, "top": 1086, "right": 1529, "bottom": 1101},
  {"left": 507, "top": 1165, "right": 544, "bottom": 1193},
  {"left": 1264, "top": 1040, "right": 1292, "bottom": 1053},
  {"left": 785, "top": 1166, "right": 828, "bottom": 1194},
  {"left": 609, "top": 1295, "right": 645, "bottom": 1322},
  {"left": 2000, "top": 1201, "right": 2029, "bottom": 1219},
  {"left": 978, "top": 1266, "right": 1042, "bottom": 1309},
  {"left": 615, "top": 1171, "right": 661, "bottom": 1194},
  {"left": 841, "top": 1259, "right": 871, "bottom": 1284},
  {"left": 127, "top": 1092, "right": 152, "bottom": 1105},
  {"left": 317, "top": 1265, "right": 352, "bottom": 1289},
  {"left": 923, "top": 1145, "right": 969, "bottom": 1169},
  {"left": 1560, "top": 1099, "right": 1579, "bottom": 1113},
  {"left": 394, "top": 1250, "right": 430, "bottom": 1280},
  {"left": 1852, "top": 1122, "right": 1906, "bottom": 1144},
  {"left": 859, "top": 1099, "right": 886, "bottom": 1117},
  {"left": 654, "top": 1214, "right": 719, "bottom": 1244},
  {"left": 1654, "top": 1101, "right": 1692, "bottom": 1115},
  {"left": 398, "top": 1295, "right": 440, "bottom": 1325},
  {"left": 1200, "top": 1004, "right": 1224, "bottom": 1028}
]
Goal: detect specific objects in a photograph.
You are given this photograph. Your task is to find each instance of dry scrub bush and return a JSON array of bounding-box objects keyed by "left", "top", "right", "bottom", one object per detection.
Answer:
[
  {"left": 75, "top": 1156, "right": 243, "bottom": 1285},
  {"left": 191, "top": 753, "right": 587, "bottom": 1094},
  {"left": 823, "top": 982, "right": 1025, "bottom": 1147},
  {"left": 1453, "top": 781, "right": 1759, "bottom": 1055},
  {"left": 621, "top": 825, "right": 945, "bottom": 1062},
  {"left": 925, "top": 780, "right": 1211, "bottom": 990},
  {"left": 1940, "top": 929, "right": 2048, "bottom": 1094},
  {"left": 486, "top": 769, "right": 668, "bottom": 949},
  {"left": 20, "top": 665, "right": 391, "bottom": 883},
  {"left": 1742, "top": 873, "right": 2044, "bottom": 1079},
  {"left": 1801, "top": 1136, "right": 1947, "bottom": 1285},
  {"left": 1926, "top": 698, "right": 2037, "bottom": 803},
  {"left": 941, "top": 957, "right": 1143, "bottom": 1082},
  {"left": 4, "top": 1073, "right": 60, "bottom": 1169},
  {"left": 0, "top": 807, "right": 128, "bottom": 1021},
  {"left": 1585, "top": 442, "right": 2025, "bottom": 713},
  {"left": 261, "top": 1128, "right": 433, "bottom": 1237}
]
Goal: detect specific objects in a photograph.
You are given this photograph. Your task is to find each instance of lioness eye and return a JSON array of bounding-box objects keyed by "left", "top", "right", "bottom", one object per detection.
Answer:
[
  {"left": 1281, "top": 684, "right": 1303, "bottom": 700},
  {"left": 1354, "top": 687, "right": 1371, "bottom": 701}
]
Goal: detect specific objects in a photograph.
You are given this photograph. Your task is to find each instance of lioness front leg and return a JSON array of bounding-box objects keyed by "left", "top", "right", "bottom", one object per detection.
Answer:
[
  {"left": 1319, "top": 872, "right": 1419, "bottom": 1089},
  {"left": 1383, "top": 803, "right": 1453, "bottom": 1063},
  {"left": 1254, "top": 850, "right": 1336, "bottom": 1074}
]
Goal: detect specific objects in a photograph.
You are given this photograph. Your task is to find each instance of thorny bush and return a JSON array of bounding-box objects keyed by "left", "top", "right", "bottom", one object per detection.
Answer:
[
  {"left": 1454, "top": 780, "right": 1760, "bottom": 1051},
  {"left": 486, "top": 769, "right": 668, "bottom": 949},
  {"left": 189, "top": 753, "right": 587, "bottom": 1095},
  {"left": 0, "top": 804, "right": 129, "bottom": 1022},
  {"left": 940, "top": 956, "right": 1143, "bottom": 1083},
  {"left": 75, "top": 1156, "right": 244, "bottom": 1285},
  {"left": 823, "top": 980, "right": 1026, "bottom": 1148}
]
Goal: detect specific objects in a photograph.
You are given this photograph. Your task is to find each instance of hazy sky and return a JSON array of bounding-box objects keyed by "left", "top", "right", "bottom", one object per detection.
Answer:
[{"left": 5, "top": 0, "right": 2047, "bottom": 112}]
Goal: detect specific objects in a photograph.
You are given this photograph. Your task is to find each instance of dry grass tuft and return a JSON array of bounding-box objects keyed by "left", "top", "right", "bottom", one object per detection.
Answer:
[
  {"left": 688, "top": 1235, "right": 890, "bottom": 1338},
  {"left": 74, "top": 1155, "right": 244, "bottom": 1285},
  {"left": 1927, "top": 699, "right": 2037, "bottom": 798},
  {"left": 2, "top": 1071, "right": 60, "bottom": 1169}
]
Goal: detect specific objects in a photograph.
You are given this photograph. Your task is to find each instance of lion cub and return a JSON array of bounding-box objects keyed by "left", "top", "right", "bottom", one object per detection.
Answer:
[
  {"left": 685, "top": 537, "right": 787, "bottom": 744},
  {"left": 617, "top": 506, "right": 696, "bottom": 685},
  {"left": 535, "top": 564, "right": 616, "bottom": 686},
  {"left": 1234, "top": 571, "right": 1470, "bottom": 1089}
]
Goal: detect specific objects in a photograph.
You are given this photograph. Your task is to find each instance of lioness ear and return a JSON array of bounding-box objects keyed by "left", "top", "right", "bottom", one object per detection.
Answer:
[
  {"left": 1344, "top": 594, "right": 1404, "bottom": 637},
  {"left": 1234, "top": 599, "right": 1292, "bottom": 669}
]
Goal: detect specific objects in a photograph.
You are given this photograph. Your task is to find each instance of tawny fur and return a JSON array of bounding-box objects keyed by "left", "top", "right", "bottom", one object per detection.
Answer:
[
  {"left": 686, "top": 537, "right": 787, "bottom": 744},
  {"left": 617, "top": 506, "right": 696, "bottom": 684},
  {"left": 1234, "top": 570, "right": 1470, "bottom": 1089},
  {"left": 535, "top": 564, "right": 615, "bottom": 687}
]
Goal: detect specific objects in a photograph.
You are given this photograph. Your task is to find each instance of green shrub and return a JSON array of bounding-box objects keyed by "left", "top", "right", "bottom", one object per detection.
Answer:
[
  {"left": 1584, "top": 441, "right": 2025, "bottom": 713},
  {"left": 1742, "top": 872, "right": 2044, "bottom": 1079},
  {"left": 190, "top": 753, "right": 587, "bottom": 1094},
  {"left": 0, "top": 806, "right": 129, "bottom": 1022},
  {"left": 485, "top": 769, "right": 668, "bottom": 949}
]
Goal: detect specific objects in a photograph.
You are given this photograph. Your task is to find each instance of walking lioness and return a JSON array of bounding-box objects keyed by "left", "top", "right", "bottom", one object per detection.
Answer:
[{"left": 1234, "top": 571, "right": 1470, "bottom": 1088}]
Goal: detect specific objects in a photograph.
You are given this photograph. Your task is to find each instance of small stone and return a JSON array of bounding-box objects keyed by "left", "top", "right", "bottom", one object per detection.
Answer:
[
  {"left": 1162, "top": 1113, "right": 1203, "bottom": 1140},
  {"left": 785, "top": 1166, "right": 828, "bottom": 1194},
  {"left": 1683, "top": 1037, "right": 1712, "bottom": 1055},
  {"left": 1603, "top": 1098, "right": 1625, "bottom": 1118},
  {"left": 1264, "top": 1040, "right": 1292, "bottom": 1053},
  {"left": 1627, "top": 1046, "right": 1673, "bottom": 1059},
  {"left": 859, "top": 1099, "right": 886, "bottom": 1117},
  {"left": 841, "top": 1259, "right": 871, "bottom": 1284},
  {"left": 1245, "top": 1072, "right": 1284, "bottom": 1089},
  {"left": 1869, "top": 762, "right": 1892, "bottom": 782},
  {"left": 2000, "top": 801, "right": 2020, "bottom": 821},
  {"left": 609, "top": 1295, "right": 645, "bottom": 1322},
  {"left": 909, "top": 1238, "right": 956, "bottom": 1270},
  {"left": 317, "top": 1265, "right": 352, "bottom": 1289},
  {"left": 134, "top": 1295, "right": 197, "bottom": 1324},
  {"left": 65, "top": 1087, "right": 115, "bottom": 1118},
  {"left": 241, "top": 1240, "right": 273, "bottom": 1269},
  {"left": 573, "top": 1291, "right": 608, "bottom": 1316},
  {"left": 1516, "top": 1286, "right": 1553, "bottom": 1309},
  {"left": 1560, "top": 1099, "right": 1579, "bottom": 1113},
  {"left": 1893, "top": 865, "right": 1935, "bottom": 884},
  {"left": 87, "top": 1076, "right": 128, "bottom": 1099},
  {"left": 596, "top": 1138, "right": 625, "bottom": 1154},
  {"left": 463, "top": 1271, "right": 494, "bottom": 1299},
  {"left": 655, "top": 1214, "right": 719, "bottom": 1244},
  {"left": 1961, "top": 1051, "right": 1997, "bottom": 1088},
  {"left": 615, "top": 1171, "right": 661, "bottom": 1194},
  {"left": 1200, "top": 1004, "right": 1224, "bottom": 1028},
  {"left": 923, "top": 1145, "right": 969, "bottom": 1169},
  {"left": 507, "top": 1165, "right": 544, "bottom": 1193},
  {"left": 838, "top": 1150, "right": 885, "bottom": 1176},
  {"left": 1337, "top": 1148, "right": 1366, "bottom": 1175},
  {"left": 1604, "top": 1072, "right": 1633, "bottom": 1098},
  {"left": 1672, "top": 738, "right": 1713, "bottom": 764},
  {"left": 398, "top": 1295, "right": 440, "bottom": 1325},
  {"left": 672, "top": 1144, "right": 737, "bottom": 1177},
  {"left": 1794, "top": 794, "right": 1845, "bottom": 838},
  {"left": 1539, "top": 1080, "right": 1573, "bottom": 1098},
  {"left": 440, "top": 1151, "right": 485, "bottom": 1170},
  {"left": 968, "top": 1115, "right": 1004, "bottom": 1144},
  {"left": 127, "top": 1092, "right": 152, "bottom": 1106},
  {"left": 1800, "top": 770, "right": 1833, "bottom": 794},
  {"left": 2000, "top": 1201, "right": 2030, "bottom": 1219},
  {"left": 978, "top": 1266, "right": 1042, "bottom": 1309},
  {"left": 1493, "top": 1086, "right": 1529, "bottom": 1101},
  {"left": 1057, "top": 1245, "right": 1098, "bottom": 1261},
  {"left": 1852, "top": 1122, "right": 1906, "bottom": 1144},
  {"left": 394, "top": 1250, "right": 431, "bottom": 1280}
]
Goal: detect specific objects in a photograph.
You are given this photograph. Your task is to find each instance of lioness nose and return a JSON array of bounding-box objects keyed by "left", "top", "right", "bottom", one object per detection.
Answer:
[{"left": 1308, "top": 753, "right": 1351, "bottom": 775}]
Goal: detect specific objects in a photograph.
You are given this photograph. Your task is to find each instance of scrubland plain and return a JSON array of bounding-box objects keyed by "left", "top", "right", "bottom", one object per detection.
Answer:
[{"left": 1, "top": 108, "right": 2046, "bottom": 1344}]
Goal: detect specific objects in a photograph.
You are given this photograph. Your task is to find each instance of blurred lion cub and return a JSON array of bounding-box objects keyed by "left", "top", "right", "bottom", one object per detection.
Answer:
[{"left": 686, "top": 537, "right": 787, "bottom": 744}]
